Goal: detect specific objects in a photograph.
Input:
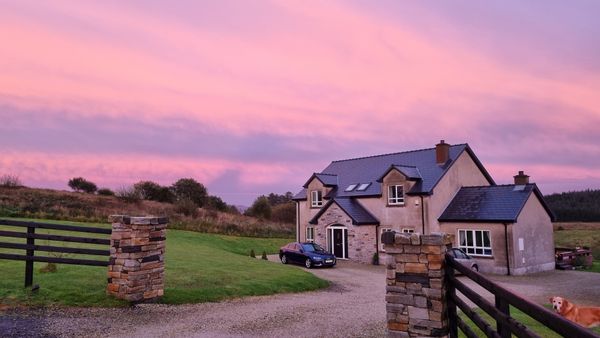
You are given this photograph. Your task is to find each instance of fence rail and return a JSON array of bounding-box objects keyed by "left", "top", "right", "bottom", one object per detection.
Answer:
[
  {"left": 0, "top": 219, "right": 111, "bottom": 287},
  {"left": 446, "top": 254, "right": 598, "bottom": 338}
]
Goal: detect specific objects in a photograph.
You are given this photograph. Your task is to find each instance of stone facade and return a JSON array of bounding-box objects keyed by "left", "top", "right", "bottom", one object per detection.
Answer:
[
  {"left": 382, "top": 232, "right": 452, "bottom": 337},
  {"left": 107, "top": 215, "right": 166, "bottom": 302}
]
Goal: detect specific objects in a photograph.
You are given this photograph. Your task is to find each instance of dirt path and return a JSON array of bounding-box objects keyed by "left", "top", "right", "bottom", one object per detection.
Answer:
[{"left": 2, "top": 260, "right": 599, "bottom": 337}]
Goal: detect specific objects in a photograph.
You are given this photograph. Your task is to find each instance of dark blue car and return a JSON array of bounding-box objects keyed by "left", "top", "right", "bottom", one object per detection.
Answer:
[{"left": 279, "top": 242, "right": 336, "bottom": 268}]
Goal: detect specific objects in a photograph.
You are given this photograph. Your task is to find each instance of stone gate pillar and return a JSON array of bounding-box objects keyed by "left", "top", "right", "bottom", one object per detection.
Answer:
[
  {"left": 381, "top": 232, "right": 452, "bottom": 338},
  {"left": 107, "top": 215, "right": 167, "bottom": 302}
]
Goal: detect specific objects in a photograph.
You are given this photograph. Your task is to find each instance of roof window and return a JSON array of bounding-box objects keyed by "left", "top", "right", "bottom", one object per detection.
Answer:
[
  {"left": 345, "top": 184, "right": 358, "bottom": 192},
  {"left": 356, "top": 183, "right": 371, "bottom": 191}
]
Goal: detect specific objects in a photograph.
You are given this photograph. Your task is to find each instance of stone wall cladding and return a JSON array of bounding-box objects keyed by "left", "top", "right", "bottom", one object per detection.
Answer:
[
  {"left": 382, "top": 232, "right": 451, "bottom": 337},
  {"left": 107, "top": 215, "right": 167, "bottom": 302}
]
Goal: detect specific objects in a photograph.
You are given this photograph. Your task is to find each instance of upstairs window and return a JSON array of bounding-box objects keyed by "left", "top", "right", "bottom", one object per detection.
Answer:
[
  {"left": 356, "top": 183, "right": 371, "bottom": 191},
  {"left": 388, "top": 185, "right": 404, "bottom": 205},
  {"left": 311, "top": 190, "right": 323, "bottom": 207}
]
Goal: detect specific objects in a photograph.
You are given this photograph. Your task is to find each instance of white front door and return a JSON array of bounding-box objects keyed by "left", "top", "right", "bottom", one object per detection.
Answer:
[{"left": 328, "top": 226, "right": 348, "bottom": 259}]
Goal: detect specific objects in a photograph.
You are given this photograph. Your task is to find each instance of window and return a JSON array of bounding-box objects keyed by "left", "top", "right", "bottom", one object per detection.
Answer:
[
  {"left": 306, "top": 227, "right": 314, "bottom": 242},
  {"left": 381, "top": 228, "right": 393, "bottom": 250},
  {"left": 356, "top": 183, "right": 371, "bottom": 191},
  {"left": 388, "top": 185, "right": 404, "bottom": 205},
  {"left": 311, "top": 190, "right": 323, "bottom": 207},
  {"left": 345, "top": 184, "right": 358, "bottom": 192},
  {"left": 458, "top": 229, "right": 492, "bottom": 256},
  {"left": 402, "top": 228, "right": 414, "bottom": 233}
]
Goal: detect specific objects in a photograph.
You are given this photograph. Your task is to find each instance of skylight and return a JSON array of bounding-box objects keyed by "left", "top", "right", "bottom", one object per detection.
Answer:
[
  {"left": 356, "top": 183, "right": 371, "bottom": 191},
  {"left": 345, "top": 184, "right": 358, "bottom": 192}
]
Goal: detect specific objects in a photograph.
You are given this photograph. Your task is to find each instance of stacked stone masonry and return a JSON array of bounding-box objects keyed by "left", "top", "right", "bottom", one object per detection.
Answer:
[
  {"left": 382, "top": 232, "right": 452, "bottom": 338},
  {"left": 107, "top": 215, "right": 167, "bottom": 302}
]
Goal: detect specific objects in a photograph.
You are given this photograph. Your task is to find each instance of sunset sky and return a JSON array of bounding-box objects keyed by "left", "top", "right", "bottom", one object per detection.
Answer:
[{"left": 2, "top": 1, "right": 599, "bottom": 205}]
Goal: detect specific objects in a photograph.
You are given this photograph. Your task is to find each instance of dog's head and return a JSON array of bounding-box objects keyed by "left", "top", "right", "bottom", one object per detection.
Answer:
[{"left": 549, "top": 296, "right": 572, "bottom": 314}]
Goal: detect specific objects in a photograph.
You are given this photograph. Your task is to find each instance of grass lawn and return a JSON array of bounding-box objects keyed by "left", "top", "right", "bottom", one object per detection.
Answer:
[
  {"left": 0, "top": 218, "right": 328, "bottom": 307},
  {"left": 459, "top": 305, "right": 600, "bottom": 337}
]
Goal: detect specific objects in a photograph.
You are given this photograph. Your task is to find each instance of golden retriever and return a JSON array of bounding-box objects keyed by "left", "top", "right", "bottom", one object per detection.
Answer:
[{"left": 549, "top": 296, "right": 600, "bottom": 328}]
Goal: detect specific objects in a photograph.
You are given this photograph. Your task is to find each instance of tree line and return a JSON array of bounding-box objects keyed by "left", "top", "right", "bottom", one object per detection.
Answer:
[
  {"left": 67, "top": 177, "right": 237, "bottom": 214},
  {"left": 244, "top": 192, "right": 295, "bottom": 224},
  {"left": 544, "top": 189, "right": 600, "bottom": 222}
]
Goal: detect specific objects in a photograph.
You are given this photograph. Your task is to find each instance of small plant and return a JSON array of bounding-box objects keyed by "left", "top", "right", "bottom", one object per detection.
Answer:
[
  {"left": 174, "top": 198, "right": 199, "bottom": 217},
  {"left": 250, "top": 249, "right": 256, "bottom": 258},
  {"left": 0, "top": 174, "right": 23, "bottom": 188},
  {"left": 97, "top": 188, "right": 115, "bottom": 196},
  {"left": 261, "top": 251, "right": 268, "bottom": 260},
  {"left": 372, "top": 251, "right": 379, "bottom": 265},
  {"left": 557, "top": 225, "right": 565, "bottom": 231},
  {"left": 68, "top": 177, "right": 97, "bottom": 194}
]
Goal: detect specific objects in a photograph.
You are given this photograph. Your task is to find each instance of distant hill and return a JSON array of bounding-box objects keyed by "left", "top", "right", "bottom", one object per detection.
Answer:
[
  {"left": 544, "top": 189, "right": 600, "bottom": 222},
  {"left": 0, "top": 186, "right": 293, "bottom": 238}
]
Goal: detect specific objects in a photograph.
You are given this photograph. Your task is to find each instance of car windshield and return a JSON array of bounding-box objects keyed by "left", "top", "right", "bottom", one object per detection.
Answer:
[{"left": 302, "top": 243, "right": 326, "bottom": 253}]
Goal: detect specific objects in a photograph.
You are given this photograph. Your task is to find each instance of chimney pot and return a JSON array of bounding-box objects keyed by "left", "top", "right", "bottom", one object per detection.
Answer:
[
  {"left": 514, "top": 170, "right": 530, "bottom": 185},
  {"left": 435, "top": 140, "right": 450, "bottom": 165}
]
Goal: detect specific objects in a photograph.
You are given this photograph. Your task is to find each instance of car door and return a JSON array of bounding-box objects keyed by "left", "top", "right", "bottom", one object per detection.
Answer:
[{"left": 291, "top": 244, "right": 302, "bottom": 263}]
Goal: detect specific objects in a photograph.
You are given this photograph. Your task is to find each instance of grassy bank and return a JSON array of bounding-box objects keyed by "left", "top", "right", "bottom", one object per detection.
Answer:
[{"left": 0, "top": 218, "right": 327, "bottom": 307}]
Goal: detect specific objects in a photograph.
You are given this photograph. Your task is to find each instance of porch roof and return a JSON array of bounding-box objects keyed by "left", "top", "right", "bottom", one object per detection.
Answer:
[{"left": 309, "top": 197, "right": 379, "bottom": 226}]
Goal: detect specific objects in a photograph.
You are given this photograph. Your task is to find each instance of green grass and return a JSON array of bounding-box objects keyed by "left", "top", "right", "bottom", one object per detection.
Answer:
[
  {"left": 0, "top": 218, "right": 328, "bottom": 307},
  {"left": 459, "top": 305, "right": 600, "bottom": 337}
]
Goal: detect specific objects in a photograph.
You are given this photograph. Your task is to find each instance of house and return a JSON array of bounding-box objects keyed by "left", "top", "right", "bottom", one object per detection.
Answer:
[{"left": 292, "top": 141, "right": 555, "bottom": 275}]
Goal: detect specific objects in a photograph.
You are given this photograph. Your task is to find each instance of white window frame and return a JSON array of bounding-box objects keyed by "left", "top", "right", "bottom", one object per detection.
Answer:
[
  {"left": 402, "top": 228, "right": 414, "bottom": 234},
  {"left": 388, "top": 185, "right": 404, "bottom": 205},
  {"left": 311, "top": 190, "right": 323, "bottom": 207},
  {"left": 380, "top": 228, "right": 393, "bottom": 251},
  {"left": 306, "top": 227, "right": 314, "bottom": 242},
  {"left": 458, "top": 229, "right": 493, "bottom": 257}
]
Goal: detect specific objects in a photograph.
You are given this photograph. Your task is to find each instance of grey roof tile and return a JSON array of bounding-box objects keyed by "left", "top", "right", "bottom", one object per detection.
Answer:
[{"left": 309, "top": 197, "right": 379, "bottom": 225}]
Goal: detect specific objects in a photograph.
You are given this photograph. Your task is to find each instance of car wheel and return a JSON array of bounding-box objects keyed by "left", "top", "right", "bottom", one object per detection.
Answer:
[
  {"left": 281, "top": 255, "right": 288, "bottom": 264},
  {"left": 305, "top": 259, "right": 312, "bottom": 269},
  {"left": 472, "top": 265, "right": 479, "bottom": 272}
]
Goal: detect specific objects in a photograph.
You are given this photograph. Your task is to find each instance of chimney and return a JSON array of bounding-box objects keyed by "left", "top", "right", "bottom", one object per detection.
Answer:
[
  {"left": 435, "top": 140, "right": 450, "bottom": 165},
  {"left": 514, "top": 170, "right": 530, "bottom": 185}
]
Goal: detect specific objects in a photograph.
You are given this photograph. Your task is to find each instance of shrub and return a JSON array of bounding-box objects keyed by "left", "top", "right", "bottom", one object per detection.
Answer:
[
  {"left": 97, "top": 188, "right": 115, "bottom": 196},
  {"left": 171, "top": 178, "right": 207, "bottom": 207},
  {"left": 0, "top": 174, "right": 23, "bottom": 187},
  {"left": 250, "top": 249, "right": 256, "bottom": 258},
  {"left": 261, "top": 251, "right": 268, "bottom": 260},
  {"left": 115, "top": 186, "right": 141, "bottom": 203},
  {"left": 174, "top": 198, "right": 198, "bottom": 217},
  {"left": 372, "top": 252, "right": 379, "bottom": 265},
  {"left": 245, "top": 196, "right": 272, "bottom": 220},
  {"left": 557, "top": 225, "right": 565, "bottom": 231},
  {"left": 271, "top": 202, "right": 295, "bottom": 223},
  {"left": 134, "top": 181, "right": 175, "bottom": 203},
  {"left": 68, "top": 177, "right": 97, "bottom": 194}
]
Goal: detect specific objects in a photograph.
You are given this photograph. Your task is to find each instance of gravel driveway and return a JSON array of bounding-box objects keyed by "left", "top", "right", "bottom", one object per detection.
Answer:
[{"left": 2, "top": 260, "right": 600, "bottom": 338}]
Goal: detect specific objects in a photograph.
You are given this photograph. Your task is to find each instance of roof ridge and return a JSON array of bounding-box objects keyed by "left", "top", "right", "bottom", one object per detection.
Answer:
[
  {"left": 393, "top": 164, "right": 418, "bottom": 168},
  {"left": 460, "top": 183, "right": 534, "bottom": 189},
  {"left": 316, "top": 173, "right": 338, "bottom": 176},
  {"left": 330, "top": 144, "right": 467, "bottom": 163}
]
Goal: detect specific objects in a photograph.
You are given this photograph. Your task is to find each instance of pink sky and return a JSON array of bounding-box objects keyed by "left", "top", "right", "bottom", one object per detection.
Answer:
[{"left": 1, "top": 0, "right": 600, "bottom": 205}]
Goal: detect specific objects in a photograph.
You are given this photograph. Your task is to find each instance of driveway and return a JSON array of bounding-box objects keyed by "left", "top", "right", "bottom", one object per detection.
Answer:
[{"left": 2, "top": 261, "right": 600, "bottom": 338}]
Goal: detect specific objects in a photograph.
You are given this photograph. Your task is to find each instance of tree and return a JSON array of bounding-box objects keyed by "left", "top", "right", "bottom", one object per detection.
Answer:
[
  {"left": 0, "top": 174, "right": 23, "bottom": 188},
  {"left": 68, "top": 177, "right": 97, "bottom": 194},
  {"left": 171, "top": 178, "right": 208, "bottom": 207},
  {"left": 97, "top": 188, "right": 115, "bottom": 196},
  {"left": 266, "top": 192, "right": 293, "bottom": 206},
  {"left": 271, "top": 202, "right": 295, "bottom": 223},
  {"left": 245, "top": 196, "right": 272, "bottom": 219},
  {"left": 134, "top": 181, "right": 175, "bottom": 203},
  {"left": 206, "top": 195, "right": 229, "bottom": 212}
]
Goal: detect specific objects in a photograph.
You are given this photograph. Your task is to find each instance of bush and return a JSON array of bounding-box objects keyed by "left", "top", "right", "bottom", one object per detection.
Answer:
[
  {"left": 250, "top": 249, "right": 256, "bottom": 258},
  {"left": 261, "top": 251, "right": 268, "bottom": 260},
  {"left": 171, "top": 178, "right": 207, "bottom": 207},
  {"left": 174, "top": 199, "right": 198, "bottom": 217},
  {"left": 245, "top": 196, "right": 272, "bottom": 220},
  {"left": 206, "top": 195, "right": 229, "bottom": 212},
  {"left": 115, "top": 186, "right": 141, "bottom": 203},
  {"left": 372, "top": 252, "right": 379, "bottom": 265},
  {"left": 0, "top": 174, "right": 23, "bottom": 187},
  {"left": 557, "top": 225, "right": 565, "bottom": 231},
  {"left": 271, "top": 202, "right": 295, "bottom": 223},
  {"left": 134, "top": 181, "right": 175, "bottom": 203},
  {"left": 97, "top": 188, "right": 115, "bottom": 196},
  {"left": 68, "top": 177, "right": 97, "bottom": 194}
]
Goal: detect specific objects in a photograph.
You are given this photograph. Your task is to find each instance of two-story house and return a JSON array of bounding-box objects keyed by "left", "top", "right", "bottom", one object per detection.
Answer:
[{"left": 293, "top": 141, "right": 555, "bottom": 275}]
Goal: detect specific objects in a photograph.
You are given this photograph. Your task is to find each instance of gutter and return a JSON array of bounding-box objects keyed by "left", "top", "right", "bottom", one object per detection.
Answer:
[
  {"left": 504, "top": 223, "right": 510, "bottom": 276},
  {"left": 295, "top": 201, "right": 300, "bottom": 242}
]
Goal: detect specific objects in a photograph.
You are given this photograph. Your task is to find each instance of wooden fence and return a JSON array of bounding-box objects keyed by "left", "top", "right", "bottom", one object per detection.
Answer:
[
  {"left": 446, "top": 253, "right": 598, "bottom": 338},
  {"left": 0, "top": 219, "right": 111, "bottom": 287}
]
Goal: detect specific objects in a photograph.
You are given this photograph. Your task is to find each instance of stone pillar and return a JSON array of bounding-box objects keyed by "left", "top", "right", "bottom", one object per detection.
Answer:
[
  {"left": 107, "top": 215, "right": 167, "bottom": 302},
  {"left": 381, "top": 232, "right": 452, "bottom": 338}
]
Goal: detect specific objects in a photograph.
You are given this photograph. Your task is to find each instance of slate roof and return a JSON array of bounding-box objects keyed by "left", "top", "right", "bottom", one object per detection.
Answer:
[
  {"left": 438, "top": 184, "right": 555, "bottom": 223},
  {"left": 302, "top": 173, "right": 338, "bottom": 188},
  {"left": 309, "top": 198, "right": 379, "bottom": 225},
  {"left": 377, "top": 165, "right": 422, "bottom": 182},
  {"left": 293, "top": 144, "right": 494, "bottom": 200}
]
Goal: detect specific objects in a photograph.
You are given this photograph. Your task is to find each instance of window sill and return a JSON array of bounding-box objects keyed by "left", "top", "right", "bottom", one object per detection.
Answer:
[
  {"left": 386, "top": 203, "right": 405, "bottom": 207},
  {"left": 469, "top": 255, "right": 494, "bottom": 259}
]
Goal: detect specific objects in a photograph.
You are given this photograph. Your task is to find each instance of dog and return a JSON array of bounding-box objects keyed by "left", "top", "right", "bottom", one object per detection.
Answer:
[{"left": 549, "top": 296, "right": 600, "bottom": 328}]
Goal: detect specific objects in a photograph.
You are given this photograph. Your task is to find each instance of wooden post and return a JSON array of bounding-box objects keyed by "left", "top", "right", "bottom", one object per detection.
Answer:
[
  {"left": 24, "top": 225, "right": 35, "bottom": 287},
  {"left": 496, "top": 295, "right": 511, "bottom": 338},
  {"left": 446, "top": 260, "right": 458, "bottom": 338}
]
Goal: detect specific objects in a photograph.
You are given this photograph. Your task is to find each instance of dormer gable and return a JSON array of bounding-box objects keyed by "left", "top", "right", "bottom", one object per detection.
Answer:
[{"left": 302, "top": 173, "right": 338, "bottom": 188}]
